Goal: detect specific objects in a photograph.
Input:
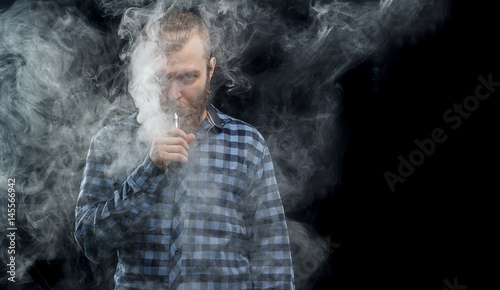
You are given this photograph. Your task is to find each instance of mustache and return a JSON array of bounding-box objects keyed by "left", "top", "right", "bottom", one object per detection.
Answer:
[{"left": 160, "top": 90, "right": 210, "bottom": 133}]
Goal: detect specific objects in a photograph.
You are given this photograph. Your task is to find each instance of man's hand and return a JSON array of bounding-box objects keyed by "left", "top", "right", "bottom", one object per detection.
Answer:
[{"left": 149, "top": 128, "right": 196, "bottom": 171}]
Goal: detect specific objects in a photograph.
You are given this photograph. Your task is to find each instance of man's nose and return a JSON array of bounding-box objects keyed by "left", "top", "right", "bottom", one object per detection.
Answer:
[{"left": 168, "top": 81, "right": 183, "bottom": 100}]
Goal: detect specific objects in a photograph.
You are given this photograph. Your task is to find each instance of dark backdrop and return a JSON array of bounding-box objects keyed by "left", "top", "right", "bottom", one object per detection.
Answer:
[
  {"left": 315, "top": 1, "right": 499, "bottom": 289},
  {"left": 2, "top": 1, "right": 498, "bottom": 289}
]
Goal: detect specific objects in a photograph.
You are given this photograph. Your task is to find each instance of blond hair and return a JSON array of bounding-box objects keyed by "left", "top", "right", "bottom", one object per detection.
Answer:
[{"left": 143, "top": 9, "right": 211, "bottom": 62}]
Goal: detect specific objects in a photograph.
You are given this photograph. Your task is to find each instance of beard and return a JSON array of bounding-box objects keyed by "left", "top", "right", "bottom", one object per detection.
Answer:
[{"left": 160, "top": 77, "right": 210, "bottom": 134}]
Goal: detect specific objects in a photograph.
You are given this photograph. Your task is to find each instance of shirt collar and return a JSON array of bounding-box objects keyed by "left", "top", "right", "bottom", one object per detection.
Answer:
[
  {"left": 206, "top": 103, "right": 224, "bottom": 129},
  {"left": 199, "top": 103, "right": 226, "bottom": 134}
]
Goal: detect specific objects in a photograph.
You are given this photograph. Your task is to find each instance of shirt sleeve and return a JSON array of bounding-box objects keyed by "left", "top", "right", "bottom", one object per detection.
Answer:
[
  {"left": 74, "top": 131, "right": 166, "bottom": 264},
  {"left": 244, "top": 144, "right": 296, "bottom": 289}
]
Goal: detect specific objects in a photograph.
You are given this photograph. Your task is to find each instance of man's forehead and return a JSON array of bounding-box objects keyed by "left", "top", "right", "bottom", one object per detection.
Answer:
[
  {"left": 162, "top": 36, "right": 207, "bottom": 71},
  {"left": 159, "top": 33, "right": 204, "bottom": 55},
  {"left": 164, "top": 54, "right": 202, "bottom": 72}
]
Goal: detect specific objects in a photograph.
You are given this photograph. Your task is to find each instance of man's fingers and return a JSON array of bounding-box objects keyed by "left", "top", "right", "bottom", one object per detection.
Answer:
[
  {"left": 157, "top": 145, "right": 188, "bottom": 157},
  {"left": 158, "top": 129, "right": 195, "bottom": 143},
  {"left": 161, "top": 152, "right": 189, "bottom": 165},
  {"left": 150, "top": 129, "right": 194, "bottom": 170},
  {"left": 157, "top": 128, "right": 188, "bottom": 139},
  {"left": 154, "top": 136, "right": 190, "bottom": 150}
]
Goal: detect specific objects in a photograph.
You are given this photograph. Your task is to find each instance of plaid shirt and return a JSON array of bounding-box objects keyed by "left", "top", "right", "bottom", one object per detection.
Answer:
[{"left": 75, "top": 104, "right": 295, "bottom": 289}]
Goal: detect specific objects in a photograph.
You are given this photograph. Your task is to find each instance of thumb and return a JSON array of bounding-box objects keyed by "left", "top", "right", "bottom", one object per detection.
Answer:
[{"left": 186, "top": 133, "right": 196, "bottom": 144}]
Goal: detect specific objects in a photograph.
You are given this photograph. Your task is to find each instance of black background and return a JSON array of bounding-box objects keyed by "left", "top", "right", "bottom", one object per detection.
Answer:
[
  {"left": 3, "top": 0, "right": 498, "bottom": 289},
  {"left": 314, "top": 1, "right": 499, "bottom": 289}
]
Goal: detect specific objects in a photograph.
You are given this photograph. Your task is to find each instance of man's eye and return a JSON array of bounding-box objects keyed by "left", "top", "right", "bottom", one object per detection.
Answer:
[{"left": 180, "top": 73, "right": 197, "bottom": 83}]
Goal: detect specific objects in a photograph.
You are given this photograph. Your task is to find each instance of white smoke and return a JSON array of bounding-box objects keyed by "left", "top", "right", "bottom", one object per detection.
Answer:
[{"left": 0, "top": 0, "right": 450, "bottom": 288}]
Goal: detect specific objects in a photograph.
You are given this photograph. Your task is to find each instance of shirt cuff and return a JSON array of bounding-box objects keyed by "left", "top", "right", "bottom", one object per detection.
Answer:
[{"left": 124, "top": 155, "right": 166, "bottom": 198}]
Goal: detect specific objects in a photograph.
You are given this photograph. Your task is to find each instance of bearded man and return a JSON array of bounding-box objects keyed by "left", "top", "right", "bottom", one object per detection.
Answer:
[{"left": 74, "top": 9, "right": 295, "bottom": 289}]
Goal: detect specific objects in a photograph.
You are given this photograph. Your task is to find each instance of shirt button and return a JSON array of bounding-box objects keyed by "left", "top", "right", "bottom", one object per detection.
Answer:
[
  {"left": 175, "top": 249, "right": 181, "bottom": 255},
  {"left": 175, "top": 209, "right": 181, "bottom": 216}
]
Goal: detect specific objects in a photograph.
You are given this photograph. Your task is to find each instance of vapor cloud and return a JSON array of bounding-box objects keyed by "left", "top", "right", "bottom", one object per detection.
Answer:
[{"left": 0, "top": 0, "right": 450, "bottom": 288}]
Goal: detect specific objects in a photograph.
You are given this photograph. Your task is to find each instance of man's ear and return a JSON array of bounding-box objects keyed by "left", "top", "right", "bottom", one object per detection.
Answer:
[{"left": 208, "top": 57, "right": 216, "bottom": 80}]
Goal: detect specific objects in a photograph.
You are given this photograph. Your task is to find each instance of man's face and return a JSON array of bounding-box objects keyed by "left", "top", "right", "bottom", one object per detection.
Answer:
[{"left": 158, "top": 34, "right": 215, "bottom": 133}]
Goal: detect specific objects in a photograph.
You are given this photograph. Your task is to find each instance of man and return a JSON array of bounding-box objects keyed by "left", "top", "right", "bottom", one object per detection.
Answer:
[{"left": 75, "top": 9, "right": 295, "bottom": 289}]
